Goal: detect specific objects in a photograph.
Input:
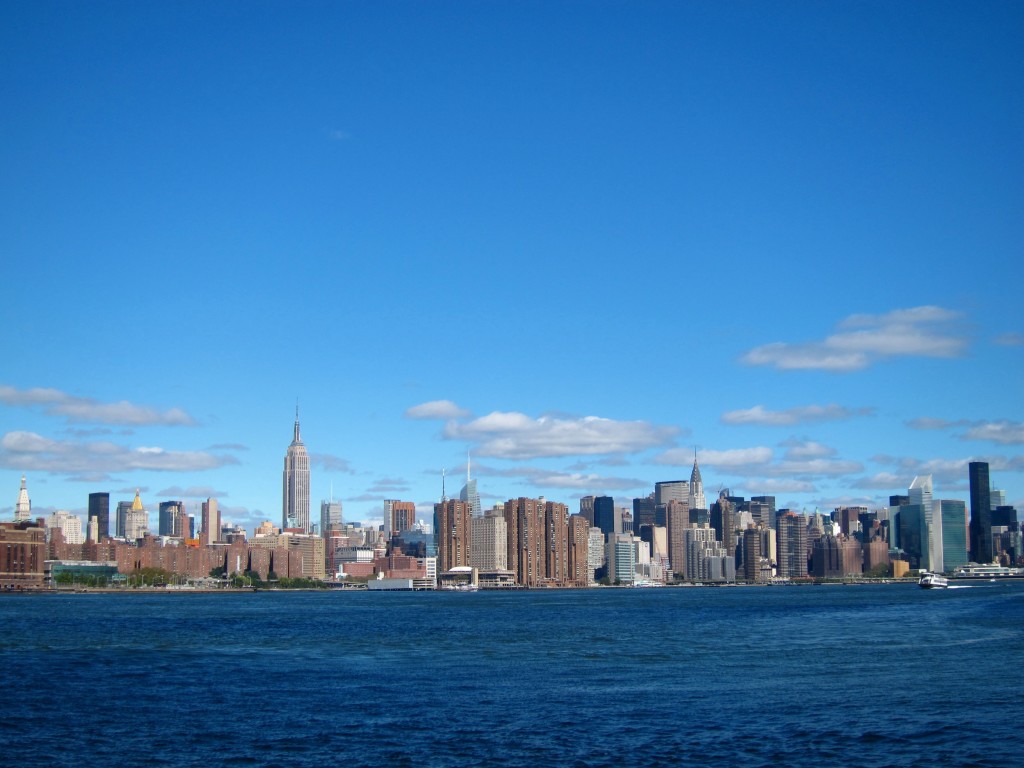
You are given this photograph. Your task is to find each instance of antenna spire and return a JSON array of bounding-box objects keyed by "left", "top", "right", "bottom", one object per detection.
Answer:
[{"left": 442, "top": 468, "right": 447, "bottom": 502}]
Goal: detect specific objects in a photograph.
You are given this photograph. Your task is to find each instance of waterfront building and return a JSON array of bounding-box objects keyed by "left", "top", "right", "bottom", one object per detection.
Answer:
[
  {"left": 969, "top": 461, "right": 992, "bottom": 563},
  {"left": 503, "top": 497, "right": 544, "bottom": 587},
  {"left": 459, "top": 456, "right": 482, "bottom": 517},
  {"left": 776, "top": 512, "right": 808, "bottom": 579},
  {"left": 862, "top": 538, "right": 890, "bottom": 574},
  {"left": 14, "top": 475, "right": 31, "bottom": 522},
  {"left": 435, "top": 498, "right": 471, "bottom": 573},
  {"left": 586, "top": 526, "right": 604, "bottom": 584},
  {"left": 938, "top": 499, "right": 968, "bottom": 573},
  {"left": 88, "top": 492, "right": 109, "bottom": 540},
  {"left": 606, "top": 534, "right": 636, "bottom": 585},
  {"left": 282, "top": 406, "right": 311, "bottom": 533},
  {"left": 683, "top": 526, "right": 733, "bottom": 582},
  {"left": 665, "top": 498, "right": 690, "bottom": 579},
  {"left": 544, "top": 500, "right": 569, "bottom": 584},
  {"left": 470, "top": 511, "right": 507, "bottom": 571},
  {"left": 568, "top": 514, "right": 591, "bottom": 587},
  {"left": 0, "top": 521, "right": 47, "bottom": 587},
  {"left": 811, "top": 534, "right": 862, "bottom": 577}
]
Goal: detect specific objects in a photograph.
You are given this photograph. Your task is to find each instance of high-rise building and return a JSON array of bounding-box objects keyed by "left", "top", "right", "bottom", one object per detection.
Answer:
[
  {"left": 282, "top": 407, "right": 311, "bottom": 533},
  {"left": 158, "top": 501, "right": 185, "bottom": 538},
  {"left": 320, "top": 499, "right": 343, "bottom": 536},
  {"left": 776, "top": 512, "right": 808, "bottom": 579},
  {"left": 655, "top": 480, "right": 688, "bottom": 506},
  {"left": 435, "top": 498, "right": 471, "bottom": 573},
  {"left": 544, "top": 500, "right": 569, "bottom": 584},
  {"left": 665, "top": 498, "right": 690, "bottom": 578},
  {"left": 938, "top": 499, "right": 968, "bottom": 573},
  {"left": 579, "top": 496, "right": 595, "bottom": 526},
  {"left": 969, "top": 461, "right": 992, "bottom": 564},
  {"left": 606, "top": 533, "right": 636, "bottom": 585},
  {"left": 115, "top": 500, "right": 132, "bottom": 538},
  {"left": 14, "top": 475, "right": 31, "bottom": 522},
  {"left": 124, "top": 490, "right": 148, "bottom": 540},
  {"left": 504, "top": 497, "right": 545, "bottom": 587},
  {"left": 593, "top": 496, "right": 615, "bottom": 536},
  {"left": 459, "top": 455, "right": 482, "bottom": 518},
  {"left": 202, "top": 498, "right": 221, "bottom": 545},
  {"left": 568, "top": 514, "right": 590, "bottom": 587},
  {"left": 46, "top": 510, "right": 85, "bottom": 545},
  {"left": 384, "top": 500, "right": 416, "bottom": 536},
  {"left": 88, "top": 492, "right": 109, "bottom": 540},
  {"left": 632, "top": 494, "right": 656, "bottom": 530},
  {"left": 470, "top": 512, "right": 507, "bottom": 571},
  {"left": 688, "top": 456, "right": 706, "bottom": 511}
]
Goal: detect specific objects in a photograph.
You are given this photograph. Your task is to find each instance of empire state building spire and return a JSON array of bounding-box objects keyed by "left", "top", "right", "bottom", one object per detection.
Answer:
[{"left": 283, "top": 405, "right": 310, "bottom": 532}]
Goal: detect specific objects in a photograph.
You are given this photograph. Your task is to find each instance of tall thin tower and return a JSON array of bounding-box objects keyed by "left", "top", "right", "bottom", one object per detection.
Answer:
[
  {"left": 460, "top": 452, "right": 482, "bottom": 517},
  {"left": 968, "top": 461, "right": 992, "bottom": 564},
  {"left": 282, "top": 405, "right": 311, "bottom": 533}
]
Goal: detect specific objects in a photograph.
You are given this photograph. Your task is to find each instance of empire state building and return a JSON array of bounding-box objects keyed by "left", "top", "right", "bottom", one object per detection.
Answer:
[{"left": 282, "top": 407, "right": 310, "bottom": 533}]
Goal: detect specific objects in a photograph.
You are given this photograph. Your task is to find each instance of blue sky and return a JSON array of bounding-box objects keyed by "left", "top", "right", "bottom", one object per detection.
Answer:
[{"left": 2, "top": 1, "right": 1022, "bottom": 532}]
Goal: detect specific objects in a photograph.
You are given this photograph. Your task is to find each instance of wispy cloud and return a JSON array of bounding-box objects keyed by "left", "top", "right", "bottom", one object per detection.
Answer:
[
  {"left": 405, "top": 399, "right": 471, "bottom": 420},
  {"left": 442, "top": 411, "right": 679, "bottom": 460},
  {"left": 907, "top": 417, "right": 1024, "bottom": 445},
  {"left": 0, "top": 431, "right": 237, "bottom": 474},
  {"left": 721, "top": 404, "right": 874, "bottom": 426},
  {"left": 741, "top": 306, "right": 967, "bottom": 371},
  {"left": 961, "top": 421, "right": 1024, "bottom": 445},
  {"left": 0, "top": 385, "right": 196, "bottom": 426},
  {"left": 154, "top": 485, "right": 228, "bottom": 499},
  {"left": 870, "top": 453, "right": 1024, "bottom": 488},
  {"left": 311, "top": 453, "right": 356, "bottom": 473},
  {"left": 994, "top": 332, "right": 1024, "bottom": 346}
]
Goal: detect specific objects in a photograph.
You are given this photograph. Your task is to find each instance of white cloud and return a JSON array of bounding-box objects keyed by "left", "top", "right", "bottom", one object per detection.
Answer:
[
  {"left": 311, "top": 453, "right": 356, "bottom": 473},
  {"left": 404, "top": 399, "right": 471, "bottom": 420},
  {"left": 656, "top": 446, "right": 774, "bottom": 469},
  {"left": 960, "top": 421, "right": 1024, "bottom": 445},
  {"left": 722, "top": 404, "right": 873, "bottom": 426},
  {"left": 0, "top": 384, "right": 196, "bottom": 426},
  {"left": 741, "top": 305, "right": 967, "bottom": 371},
  {"left": 995, "top": 332, "right": 1024, "bottom": 346},
  {"left": 154, "top": 486, "right": 228, "bottom": 498},
  {"left": 0, "top": 431, "right": 238, "bottom": 474},
  {"left": 444, "top": 411, "right": 679, "bottom": 460},
  {"left": 524, "top": 471, "right": 646, "bottom": 491},
  {"left": 780, "top": 439, "right": 836, "bottom": 460}
]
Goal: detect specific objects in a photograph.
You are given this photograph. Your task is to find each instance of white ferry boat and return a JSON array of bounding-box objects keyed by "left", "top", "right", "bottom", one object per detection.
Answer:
[
  {"left": 919, "top": 572, "right": 948, "bottom": 589},
  {"left": 951, "top": 564, "right": 1024, "bottom": 579}
]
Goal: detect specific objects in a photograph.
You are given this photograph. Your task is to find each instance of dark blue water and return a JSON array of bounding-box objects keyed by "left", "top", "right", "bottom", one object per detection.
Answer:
[{"left": 2, "top": 583, "right": 1022, "bottom": 767}]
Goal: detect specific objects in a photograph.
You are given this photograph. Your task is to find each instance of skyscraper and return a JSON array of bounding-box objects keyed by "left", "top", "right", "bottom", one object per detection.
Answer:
[
  {"left": 87, "top": 492, "right": 109, "bottom": 539},
  {"left": 459, "top": 455, "right": 482, "bottom": 517},
  {"left": 384, "top": 500, "right": 416, "bottom": 536},
  {"left": 969, "top": 461, "right": 992, "bottom": 564},
  {"left": 158, "top": 501, "right": 185, "bottom": 538},
  {"left": 593, "top": 496, "right": 615, "bottom": 536},
  {"left": 14, "top": 475, "right": 31, "bottom": 522},
  {"left": 282, "top": 406, "right": 311, "bottom": 533},
  {"left": 202, "top": 498, "right": 220, "bottom": 545},
  {"left": 435, "top": 498, "right": 471, "bottom": 572},
  {"left": 320, "top": 498, "right": 343, "bottom": 536},
  {"left": 688, "top": 455, "right": 706, "bottom": 511},
  {"left": 125, "top": 490, "right": 148, "bottom": 540}
]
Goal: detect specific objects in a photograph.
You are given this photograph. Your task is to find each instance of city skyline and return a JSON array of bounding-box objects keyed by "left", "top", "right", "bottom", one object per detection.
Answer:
[{"left": 2, "top": 2, "right": 1022, "bottom": 531}]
